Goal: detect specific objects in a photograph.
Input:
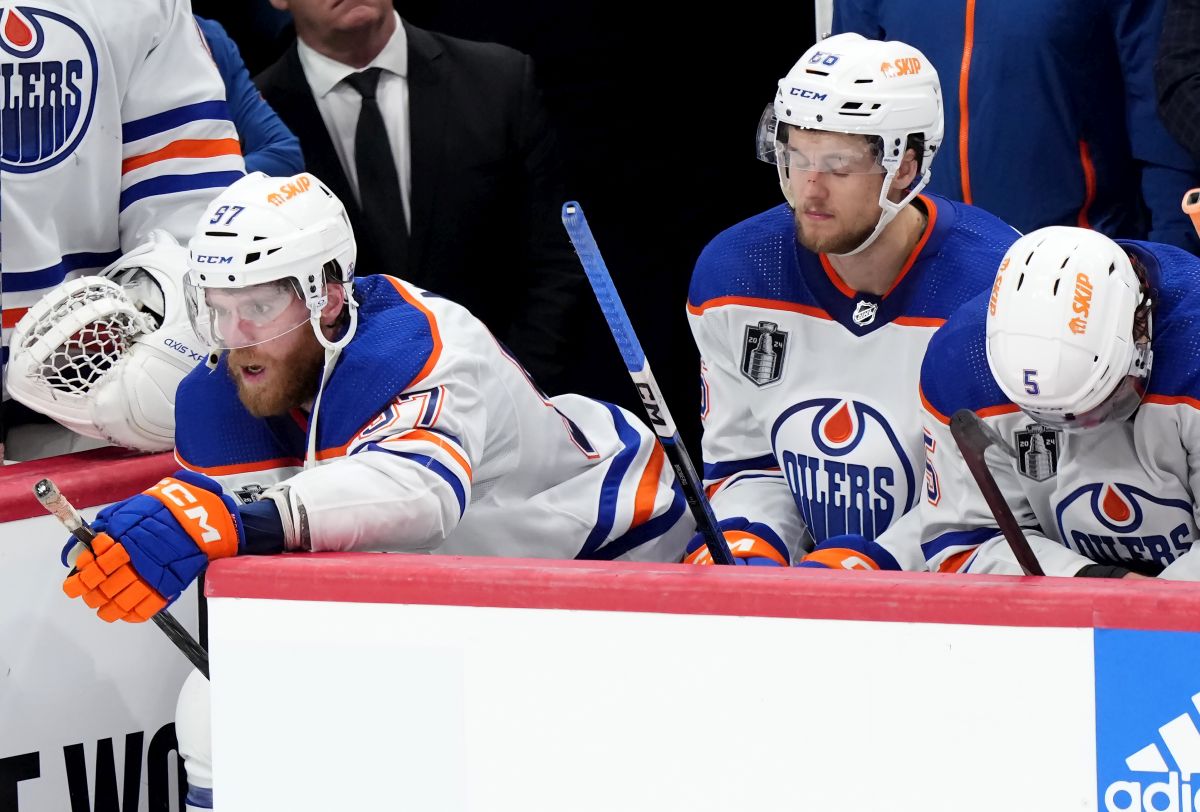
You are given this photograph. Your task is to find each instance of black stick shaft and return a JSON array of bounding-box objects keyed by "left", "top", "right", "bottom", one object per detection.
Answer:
[
  {"left": 34, "top": 478, "right": 211, "bottom": 678},
  {"left": 949, "top": 410, "right": 1044, "bottom": 577}
]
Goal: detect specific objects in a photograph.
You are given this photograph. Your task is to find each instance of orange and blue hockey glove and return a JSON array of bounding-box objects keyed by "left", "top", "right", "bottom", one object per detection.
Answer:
[
  {"left": 797, "top": 534, "right": 901, "bottom": 571},
  {"left": 683, "top": 519, "right": 790, "bottom": 566},
  {"left": 62, "top": 471, "right": 244, "bottom": 623}
]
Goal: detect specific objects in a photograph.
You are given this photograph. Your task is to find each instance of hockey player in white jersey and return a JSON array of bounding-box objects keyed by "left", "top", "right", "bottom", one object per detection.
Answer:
[
  {"left": 685, "top": 33, "right": 1018, "bottom": 569},
  {"left": 919, "top": 225, "right": 1200, "bottom": 579},
  {"left": 1, "top": 0, "right": 244, "bottom": 454},
  {"left": 59, "top": 171, "right": 693, "bottom": 810}
]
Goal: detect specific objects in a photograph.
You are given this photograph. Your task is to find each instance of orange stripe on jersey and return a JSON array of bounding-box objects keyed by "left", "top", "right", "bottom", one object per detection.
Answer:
[
  {"left": 2, "top": 307, "right": 28, "bottom": 329},
  {"left": 632, "top": 443, "right": 666, "bottom": 526},
  {"left": 920, "top": 387, "right": 951, "bottom": 425},
  {"left": 687, "top": 296, "right": 832, "bottom": 320},
  {"left": 884, "top": 195, "right": 939, "bottom": 296},
  {"left": 685, "top": 531, "right": 788, "bottom": 566},
  {"left": 892, "top": 316, "right": 946, "bottom": 328},
  {"left": 1145, "top": 394, "right": 1200, "bottom": 411},
  {"left": 938, "top": 547, "right": 976, "bottom": 573},
  {"left": 705, "top": 478, "right": 727, "bottom": 499},
  {"left": 819, "top": 255, "right": 857, "bottom": 298},
  {"left": 381, "top": 275, "right": 442, "bottom": 389},
  {"left": 122, "top": 138, "right": 242, "bottom": 174},
  {"left": 976, "top": 403, "right": 1022, "bottom": 419},
  {"left": 389, "top": 429, "right": 473, "bottom": 479},
  {"left": 920, "top": 388, "right": 1020, "bottom": 425},
  {"left": 176, "top": 450, "right": 304, "bottom": 476}
]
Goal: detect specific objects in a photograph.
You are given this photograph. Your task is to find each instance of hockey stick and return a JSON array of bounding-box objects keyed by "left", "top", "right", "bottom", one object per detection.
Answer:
[
  {"left": 34, "top": 478, "right": 211, "bottom": 678},
  {"left": 561, "top": 202, "right": 735, "bottom": 565},
  {"left": 948, "top": 409, "right": 1044, "bottom": 576}
]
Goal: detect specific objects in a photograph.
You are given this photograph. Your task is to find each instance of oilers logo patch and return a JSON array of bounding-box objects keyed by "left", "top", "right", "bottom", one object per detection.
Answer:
[
  {"left": 1014, "top": 423, "right": 1060, "bottom": 481},
  {"left": 0, "top": 5, "right": 99, "bottom": 173},
  {"left": 741, "top": 321, "right": 788, "bottom": 386}
]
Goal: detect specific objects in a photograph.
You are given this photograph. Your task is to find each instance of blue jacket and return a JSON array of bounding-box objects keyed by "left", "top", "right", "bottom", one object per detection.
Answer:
[
  {"left": 835, "top": 0, "right": 1200, "bottom": 252},
  {"left": 195, "top": 16, "right": 303, "bottom": 176}
]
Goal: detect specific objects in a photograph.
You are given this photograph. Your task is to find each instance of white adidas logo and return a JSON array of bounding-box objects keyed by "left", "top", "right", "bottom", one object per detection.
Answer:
[{"left": 1105, "top": 691, "right": 1200, "bottom": 811}]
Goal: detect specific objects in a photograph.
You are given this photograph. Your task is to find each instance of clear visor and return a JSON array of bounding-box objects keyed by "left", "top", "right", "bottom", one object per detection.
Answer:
[
  {"left": 1022, "top": 373, "right": 1148, "bottom": 431},
  {"left": 185, "top": 278, "right": 317, "bottom": 350},
  {"left": 755, "top": 104, "right": 885, "bottom": 175}
]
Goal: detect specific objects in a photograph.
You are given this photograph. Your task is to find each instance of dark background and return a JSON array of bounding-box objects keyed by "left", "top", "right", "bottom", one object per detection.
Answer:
[{"left": 193, "top": 0, "right": 815, "bottom": 455}]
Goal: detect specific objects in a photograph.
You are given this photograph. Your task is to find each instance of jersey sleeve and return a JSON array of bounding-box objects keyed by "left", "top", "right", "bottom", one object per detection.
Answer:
[
  {"left": 118, "top": 1, "right": 245, "bottom": 250},
  {"left": 688, "top": 304, "right": 810, "bottom": 565},
  {"left": 278, "top": 351, "right": 485, "bottom": 554},
  {"left": 919, "top": 401, "right": 1094, "bottom": 576},
  {"left": 1157, "top": 403, "right": 1200, "bottom": 580}
]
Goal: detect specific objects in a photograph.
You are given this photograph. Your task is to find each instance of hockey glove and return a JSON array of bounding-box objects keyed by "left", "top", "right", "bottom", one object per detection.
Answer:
[
  {"left": 62, "top": 470, "right": 244, "bottom": 622},
  {"left": 683, "top": 521, "right": 789, "bottom": 567},
  {"left": 797, "top": 534, "right": 900, "bottom": 571}
]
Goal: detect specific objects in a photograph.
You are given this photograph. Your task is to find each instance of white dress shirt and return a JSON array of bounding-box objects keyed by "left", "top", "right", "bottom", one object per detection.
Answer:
[{"left": 296, "top": 13, "right": 411, "bottom": 228}]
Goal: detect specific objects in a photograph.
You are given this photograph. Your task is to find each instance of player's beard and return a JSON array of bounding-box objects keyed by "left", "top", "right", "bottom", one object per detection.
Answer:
[
  {"left": 227, "top": 333, "right": 326, "bottom": 418},
  {"left": 793, "top": 211, "right": 879, "bottom": 255}
]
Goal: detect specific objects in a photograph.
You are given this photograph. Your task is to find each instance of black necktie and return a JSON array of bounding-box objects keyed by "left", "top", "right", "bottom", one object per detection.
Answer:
[{"left": 344, "top": 68, "right": 408, "bottom": 275}]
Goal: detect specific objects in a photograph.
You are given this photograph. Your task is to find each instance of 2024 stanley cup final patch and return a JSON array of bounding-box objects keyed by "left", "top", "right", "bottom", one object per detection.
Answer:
[
  {"left": 1015, "top": 423, "right": 1061, "bottom": 481},
  {"left": 741, "top": 321, "right": 788, "bottom": 386}
]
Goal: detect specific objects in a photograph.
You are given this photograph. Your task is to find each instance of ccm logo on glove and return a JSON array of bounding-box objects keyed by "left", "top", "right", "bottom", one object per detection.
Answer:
[{"left": 145, "top": 478, "right": 239, "bottom": 559}]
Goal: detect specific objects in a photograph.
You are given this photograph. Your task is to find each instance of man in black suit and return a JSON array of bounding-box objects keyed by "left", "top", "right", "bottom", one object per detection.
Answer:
[{"left": 255, "top": 0, "right": 582, "bottom": 391}]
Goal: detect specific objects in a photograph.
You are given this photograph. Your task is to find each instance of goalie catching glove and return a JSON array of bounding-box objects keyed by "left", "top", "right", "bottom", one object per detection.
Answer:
[
  {"left": 62, "top": 471, "right": 245, "bottom": 622},
  {"left": 7, "top": 231, "right": 203, "bottom": 452}
]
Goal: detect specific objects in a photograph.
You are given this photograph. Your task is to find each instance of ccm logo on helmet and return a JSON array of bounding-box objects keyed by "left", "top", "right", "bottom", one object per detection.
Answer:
[
  {"left": 267, "top": 175, "right": 313, "bottom": 207},
  {"left": 194, "top": 255, "right": 234, "bottom": 264},
  {"left": 155, "top": 481, "right": 224, "bottom": 544},
  {"left": 1070, "top": 273, "right": 1093, "bottom": 335},
  {"left": 789, "top": 87, "right": 828, "bottom": 101}
]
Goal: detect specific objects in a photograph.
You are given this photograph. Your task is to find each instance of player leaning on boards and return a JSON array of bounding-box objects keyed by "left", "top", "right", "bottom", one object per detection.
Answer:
[
  {"left": 59, "top": 171, "right": 693, "bottom": 810},
  {"left": 684, "top": 33, "right": 1018, "bottom": 569},
  {"left": 919, "top": 226, "right": 1200, "bottom": 580}
]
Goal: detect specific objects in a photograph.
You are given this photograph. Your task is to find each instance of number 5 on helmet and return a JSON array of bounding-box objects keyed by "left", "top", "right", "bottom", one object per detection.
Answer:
[{"left": 62, "top": 470, "right": 244, "bottom": 623}]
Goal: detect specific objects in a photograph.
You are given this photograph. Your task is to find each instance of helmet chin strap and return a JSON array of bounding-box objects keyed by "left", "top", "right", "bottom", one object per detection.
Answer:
[
  {"left": 304, "top": 288, "right": 359, "bottom": 468},
  {"left": 829, "top": 168, "right": 929, "bottom": 258}
]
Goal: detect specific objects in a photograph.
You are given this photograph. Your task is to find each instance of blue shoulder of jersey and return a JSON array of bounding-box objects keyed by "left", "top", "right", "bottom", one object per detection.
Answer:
[
  {"left": 919, "top": 289, "right": 1013, "bottom": 420},
  {"left": 687, "top": 204, "right": 816, "bottom": 309},
  {"left": 897, "top": 195, "right": 1021, "bottom": 321}
]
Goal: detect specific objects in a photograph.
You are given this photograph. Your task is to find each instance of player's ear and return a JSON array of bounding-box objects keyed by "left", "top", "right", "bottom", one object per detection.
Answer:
[
  {"left": 267, "top": 0, "right": 290, "bottom": 11},
  {"left": 320, "top": 283, "right": 346, "bottom": 328},
  {"left": 895, "top": 147, "right": 920, "bottom": 189}
]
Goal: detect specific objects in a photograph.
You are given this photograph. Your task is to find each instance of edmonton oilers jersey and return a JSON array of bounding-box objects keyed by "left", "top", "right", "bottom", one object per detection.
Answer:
[
  {"left": 919, "top": 241, "right": 1200, "bottom": 578},
  {"left": 687, "top": 194, "right": 1018, "bottom": 565},
  {"left": 0, "top": 0, "right": 243, "bottom": 350}
]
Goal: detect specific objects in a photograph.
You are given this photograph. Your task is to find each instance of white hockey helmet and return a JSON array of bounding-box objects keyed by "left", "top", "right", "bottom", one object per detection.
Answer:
[
  {"left": 756, "top": 32, "right": 944, "bottom": 255},
  {"left": 185, "top": 172, "right": 357, "bottom": 352},
  {"left": 6, "top": 231, "right": 202, "bottom": 451},
  {"left": 986, "top": 226, "right": 1153, "bottom": 431}
]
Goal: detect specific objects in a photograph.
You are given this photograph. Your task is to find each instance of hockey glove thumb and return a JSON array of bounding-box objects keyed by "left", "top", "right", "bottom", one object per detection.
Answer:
[
  {"left": 683, "top": 525, "right": 788, "bottom": 567},
  {"left": 797, "top": 534, "right": 898, "bottom": 570},
  {"left": 62, "top": 470, "right": 244, "bottom": 622}
]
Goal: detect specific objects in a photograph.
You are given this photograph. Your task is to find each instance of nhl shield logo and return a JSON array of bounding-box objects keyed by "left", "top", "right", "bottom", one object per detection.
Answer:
[
  {"left": 1014, "top": 424, "right": 1061, "bottom": 481},
  {"left": 741, "top": 321, "right": 788, "bottom": 386},
  {"left": 852, "top": 300, "right": 878, "bottom": 326}
]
